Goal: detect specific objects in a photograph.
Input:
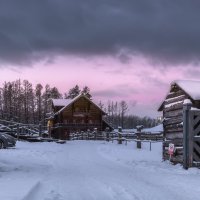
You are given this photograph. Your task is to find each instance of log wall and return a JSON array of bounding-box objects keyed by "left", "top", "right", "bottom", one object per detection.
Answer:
[
  {"left": 162, "top": 87, "right": 188, "bottom": 164},
  {"left": 53, "top": 97, "right": 104, "bottom": 138}
]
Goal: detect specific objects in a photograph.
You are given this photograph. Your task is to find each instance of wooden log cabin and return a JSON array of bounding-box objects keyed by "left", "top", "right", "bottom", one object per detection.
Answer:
[
  {"left": 50, "top": 94, "right": 112, "bottom": 139},
  {"left": 158, "top": 80, "right": 200, "bottom": 164}
]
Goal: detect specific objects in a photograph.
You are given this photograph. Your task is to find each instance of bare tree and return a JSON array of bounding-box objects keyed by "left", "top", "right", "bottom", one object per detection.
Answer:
[
  {"left": 35, "top": 83, "right": 43, "bottom": 123},
  {"left": 120, "top": 100, "right": 128, "bottom": 128}
]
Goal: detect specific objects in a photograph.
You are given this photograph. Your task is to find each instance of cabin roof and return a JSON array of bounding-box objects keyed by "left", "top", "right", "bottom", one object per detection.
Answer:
[
  {"left": 52, "top": 99, "right": 72, "bottom": 107},
  {"left": 158, "top": 80, "right": 200, "bottom": 111},
  {"left": 53, "top": 94, "right": 106, "bottom": 115},
  {"left": 175, "top": 80, "right": 200, "bottom": 100}
]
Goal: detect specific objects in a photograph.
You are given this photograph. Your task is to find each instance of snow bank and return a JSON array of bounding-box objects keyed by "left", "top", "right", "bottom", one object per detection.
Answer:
[{"left": 143, "top": 124, "right": 163, "bottom": 133}]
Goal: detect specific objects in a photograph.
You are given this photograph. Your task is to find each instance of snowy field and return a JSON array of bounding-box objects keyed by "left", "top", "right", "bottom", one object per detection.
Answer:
[{"left": 0, "top": 141, "right": 200, "bottom": 200}]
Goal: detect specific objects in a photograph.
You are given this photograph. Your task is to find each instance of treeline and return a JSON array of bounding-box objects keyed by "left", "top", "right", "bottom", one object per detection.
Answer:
[
  {"left": 0, "top": 79, "right": 62, "bottom": 125},
  {"left": 0, "top": 79, "right": 158, "bottom": 128},
  {"left": 100, "top": 101, "right": 158, "bottom": 129}
]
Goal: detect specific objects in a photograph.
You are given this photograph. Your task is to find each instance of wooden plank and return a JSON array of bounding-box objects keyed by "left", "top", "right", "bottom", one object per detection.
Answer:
[
  {"left": 163, "top": 152, "right": 183, "bottom": 163},
  {"left": 170, "top": 155, "right": 183, "bottom": 163},
  {"left": 165, "top": 132, "right": 183, "bottom": 140},
  {"left": 165, "top": 123, "right": 183, "bottom": 130},
  {"left": 164, "top": 103, "right": 183, "bottom": 112},
  {"left": 165, "top": 95, "right": 186, "bottom": 105},
  {"left": 191, "top": 110, "right": 200, "bottom": 116},
  {"left": 166, "top": 127, "right": 183, "bottom": 133},
  {"left": 163, "top": 117, "right": 183, "bottom": 126},
  {"left": 188, "top": 111, "right": 194, "bottom": 167},
  {"left": 164, "top": 109, "right": 183, "bottom": 118},
  {"left": 193, "top": 115, "right": 200, "bottom": 127},
  {"left": 176, "top": 148, "right": 183, "bottom": 156},
  {"left": 193, "top": 152, "right": 200, "bottom": 162},
  {"left": 166, "top": 90, "right": 185, "bottom": 99},
  {"left": 193, "top": 142, "right": 200, "bottom": 155},
  {"left": 163, "top": 138, "right": 183, "bottom": 147},
  {"left": 194, "top": 125, "right": 200, "bottom": 136},
  {"left": 193, "top": 137, "right": 200, "bottom": 142}
]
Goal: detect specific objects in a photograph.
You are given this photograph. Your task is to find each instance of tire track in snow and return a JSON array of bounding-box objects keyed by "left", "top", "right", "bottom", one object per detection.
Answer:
[{"left": 22, "top": 182, "right": 42, "bottom": 200}]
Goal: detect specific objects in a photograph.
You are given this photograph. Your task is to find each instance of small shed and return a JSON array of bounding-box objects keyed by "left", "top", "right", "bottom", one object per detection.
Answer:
[{"left": 158, "top": 80, "right": 200, "bottom": 165}]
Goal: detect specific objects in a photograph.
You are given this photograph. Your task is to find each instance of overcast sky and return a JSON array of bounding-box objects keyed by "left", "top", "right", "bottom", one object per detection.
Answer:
[{"left": 1, "top": 0, "right": 200, "bottom": 117}]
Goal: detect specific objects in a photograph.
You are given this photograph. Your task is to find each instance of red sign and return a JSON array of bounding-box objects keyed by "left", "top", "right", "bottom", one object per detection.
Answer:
[{"left": 168, "top": 143, "right": 175, "bottom": 155}]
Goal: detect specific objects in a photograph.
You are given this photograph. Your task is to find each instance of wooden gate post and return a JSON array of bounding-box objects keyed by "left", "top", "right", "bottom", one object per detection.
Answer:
[
  {"left": 183, "top": 99, "right": 192, "bottom": 169},
  {"left": 136, "top": 125, "right": 143, "bottom": 149},
  {"left": 17, "top": 124, "right": 20, "bottom": 141},
  {"left": 118, "top": 126, "right": 122, "bottom": 144},
  {"left": 94, "top": 128, "right": 97, "bottom": 140},
  {"left": 106, "top": 127, "right": 110, "bottom": 142},
  {"left": 39, "top": 124, "right": 42, "bottom": 137}
]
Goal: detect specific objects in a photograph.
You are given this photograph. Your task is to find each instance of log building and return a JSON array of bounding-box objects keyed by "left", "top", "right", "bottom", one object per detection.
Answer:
[
  {"left": 50, "top": 94, "right": 112, "bottom": 139},
  {"left": 158, "top": 80, "right": 200, "bottom": 164}
]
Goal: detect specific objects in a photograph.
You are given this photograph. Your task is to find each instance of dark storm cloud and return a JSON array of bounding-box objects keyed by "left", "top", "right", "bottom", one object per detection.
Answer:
[{"left": 0, "top": 0, "right": 200, "bottom": 65}]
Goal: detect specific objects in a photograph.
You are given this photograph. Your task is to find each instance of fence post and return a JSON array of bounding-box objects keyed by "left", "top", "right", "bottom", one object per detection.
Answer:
[
  {"left": 94, "top": 128, "right": 97, "bottom": 140},
  {"left": 87, "top": 129, "right": 89, "bottom": 140},
  {"left": 149, "top": 141, "right": 152, "bottom": 151},
  {"left": 17, "top": 124, "right": 20, "bottom": 141},
  {"left": 136, "top": 125, "right": 143, "bottom": 149},
  {"left": 118, "top": 126, "right": 122, "bottom": 144},
  {"left": 106, "top": 127, "right": 110, "bottom": 142},
  {"left": 183, "top": 99, "right": 192, "bottom": 169},
  {"left": 39, "top": 124, "right": 42, "bottom": 137},
  {"left": 81, "top": 131, "right": 84, "bottom": 140}
]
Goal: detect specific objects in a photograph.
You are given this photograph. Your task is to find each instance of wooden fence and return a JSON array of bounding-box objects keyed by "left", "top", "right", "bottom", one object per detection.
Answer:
[
  {"left": 0, "top": 119, "right": 47, "bottom": 138},
  {"left": 69, "top": 131, "right": 163, "bottom": 142},
  {"left": 183, "top": 104, "right": 200, "bottom": 169},
  {"left": 0, "top": 119, "right": 163, "bottom": 147}
]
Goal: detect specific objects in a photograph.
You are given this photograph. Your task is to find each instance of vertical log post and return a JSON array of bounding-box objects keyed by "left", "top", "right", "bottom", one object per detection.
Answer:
[
  {"left": 17, "top": 124, "right": 19, "bottom": 141},
  {"left": 183, "top": 99, "right": 192, "bottom": 169},
  {"left": 82, "top": 131, "right": 84, "bottom": 140},
  {"left": 106, "top": 127, "right": 110, "bottom": 142},
  {"left": 39, "top": 124, "right": 42, "bottom": 137},
  {"left": 136, "top": 125, "right": 143, "bottom": 149},
  {"left": 87, "top": 129, "right": 89, "bottom": 140},
  {"left": 149, "top": 141, "right": 152, "bottom": 151},
  {"left": 94, "top": 128, "right": 97, "bottom": 140},
  {"left": 118, "top": 126, "right": 122, "bottom": 144}
]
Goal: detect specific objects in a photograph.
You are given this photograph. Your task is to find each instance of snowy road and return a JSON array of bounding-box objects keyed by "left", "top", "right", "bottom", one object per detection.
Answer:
[{"left": 0, "top": 141, "right": 200, "bottom": 200}]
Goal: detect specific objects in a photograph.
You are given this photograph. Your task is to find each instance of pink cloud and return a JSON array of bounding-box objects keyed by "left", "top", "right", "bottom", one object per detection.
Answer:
[{"left": 1, "top": 55, "right": 200, "bottom": 117}]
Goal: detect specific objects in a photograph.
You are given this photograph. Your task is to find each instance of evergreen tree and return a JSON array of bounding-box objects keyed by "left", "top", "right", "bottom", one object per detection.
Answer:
[
  {"left": 82, "top": 86, "right": 92, "bottom": 99},
  {"left": 65, "top": 85, "right": 81, "bottom": 99},
  {"left": 35, "top": 83, "right": 43, "bottom": 123},
  {"left": 50, "top": 87, "right": 62, "bottom": 99}
]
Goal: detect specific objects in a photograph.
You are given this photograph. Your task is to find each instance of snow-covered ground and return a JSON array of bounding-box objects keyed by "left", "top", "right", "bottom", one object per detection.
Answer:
[
  {"left": 143, "top": 124, "right": 163, "bottom": 133},
  {"left": 0, "top": 141, "right": 200, "bottom": 200},
  {"left": 114, "top": 124, "right": 163, "bottom": 134}
]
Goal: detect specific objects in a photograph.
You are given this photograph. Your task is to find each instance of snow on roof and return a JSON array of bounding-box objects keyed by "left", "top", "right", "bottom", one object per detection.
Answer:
[
  {"left": 54, "top": 94, "right": 106, "bottom": 115},
  {"left": 175, "top": 80, "right": 200, "bottom": 100},
  {"left": 158, "top": 80, "right": 200, "bottom": 111},
  {"left": 143, "top": 124, "right": 163, "bottom": 134},
  {"left": 52, "top": 99, "right": 72, "bottom": 107}
]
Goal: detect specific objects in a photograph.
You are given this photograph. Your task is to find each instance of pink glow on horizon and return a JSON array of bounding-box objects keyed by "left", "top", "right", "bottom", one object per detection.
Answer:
[{"left": 0, "top": 55, "right": 200, "bottom": 117}]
